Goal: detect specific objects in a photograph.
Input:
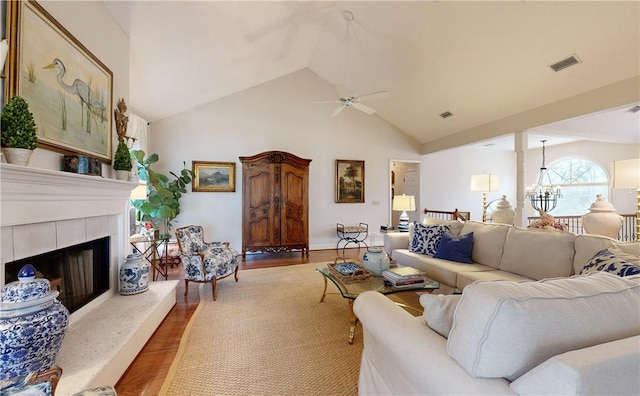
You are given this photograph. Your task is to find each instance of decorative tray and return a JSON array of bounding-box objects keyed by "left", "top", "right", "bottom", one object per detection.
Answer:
[{"left": 328, "top": 257, "right": 371, "bottom": 283}]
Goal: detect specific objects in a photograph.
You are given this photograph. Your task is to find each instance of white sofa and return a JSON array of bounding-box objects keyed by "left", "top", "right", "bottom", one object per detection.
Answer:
[
  {"left": 355, "top": 223, "right": 640, "bottom": 395},
  {"left": 383, "top": 220, "right": 637, "bottom": 294}
]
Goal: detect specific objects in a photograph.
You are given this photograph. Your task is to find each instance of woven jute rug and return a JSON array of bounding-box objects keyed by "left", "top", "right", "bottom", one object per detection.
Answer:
[{"left": 158, "top": 263, "right": 362, "bottom": 395}]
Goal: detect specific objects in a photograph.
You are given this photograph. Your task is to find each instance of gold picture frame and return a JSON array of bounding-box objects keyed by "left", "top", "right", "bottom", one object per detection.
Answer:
[
  {"left": 336, "top": 159, "right": 365, "bottom": 203},
  {"left": 5, "top": 0, "right": 114, "bottom": 162},
  {"left": 192, "top": 161, "right": 236, "bottom": 192}
]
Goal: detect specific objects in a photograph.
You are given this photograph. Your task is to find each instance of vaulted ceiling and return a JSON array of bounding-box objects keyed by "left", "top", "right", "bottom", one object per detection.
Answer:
[{"left": 104, "top": 1, "right": 640, "bottom": 151}]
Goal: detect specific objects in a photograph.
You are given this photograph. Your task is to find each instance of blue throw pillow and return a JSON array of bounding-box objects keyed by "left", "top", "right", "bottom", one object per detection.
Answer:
[
  {"left": 580, "top": 248, "right": 640, "bottom": 277},
  {"left": 434, "top": 232, "right": 474, "bottom": 264},
  {"left": 410, "top": 224, "right": 449, "bottom": 255}
]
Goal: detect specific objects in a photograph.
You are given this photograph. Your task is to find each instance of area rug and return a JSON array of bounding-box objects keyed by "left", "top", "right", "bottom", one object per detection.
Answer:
[{"left": 161, "top": 262, "right": 412, "bottom": 396}]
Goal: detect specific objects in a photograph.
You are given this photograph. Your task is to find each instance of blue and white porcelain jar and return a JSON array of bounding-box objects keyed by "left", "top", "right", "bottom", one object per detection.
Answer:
[
  {"left": 0, "top": 264, "right": 70, "bottom": 380},
  {"left": 119, "top": 251, "right": 149, "bottom": 295}
]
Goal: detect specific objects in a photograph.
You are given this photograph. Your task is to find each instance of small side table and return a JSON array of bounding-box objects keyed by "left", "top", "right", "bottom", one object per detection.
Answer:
[{"left": 336, "top": 222, "right": 369, "bottom": 254}]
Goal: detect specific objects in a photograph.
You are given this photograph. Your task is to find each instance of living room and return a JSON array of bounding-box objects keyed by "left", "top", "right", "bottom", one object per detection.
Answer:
[{"left": 1, "top": 1, "right": 638, "bottom": 395}]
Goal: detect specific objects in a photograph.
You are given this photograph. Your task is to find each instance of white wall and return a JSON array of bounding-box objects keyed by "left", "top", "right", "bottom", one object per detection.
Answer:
[
  {"left": 422, "top": 147, "right": 516, "bottom": 222},
  {"left": 1, "top": 2, "right": 129, "bottom": 176},
  {"left": 148, "top": 68, "right": 422, "bottom": 250}
]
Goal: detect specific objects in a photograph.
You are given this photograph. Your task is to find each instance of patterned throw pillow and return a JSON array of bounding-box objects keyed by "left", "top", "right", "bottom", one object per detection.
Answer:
[
  {"left": 434, "top": 232, "right": 474, "bottom": 263},
  {"left": 410, "top": 224, "right": 449, "bottom": 255},
  {"left": 580, "top": 248, "right": 640, "bottom": 277}
]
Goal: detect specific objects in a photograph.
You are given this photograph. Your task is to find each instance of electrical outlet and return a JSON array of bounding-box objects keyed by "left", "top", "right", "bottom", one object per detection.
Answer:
[{"left": 372, "top": 200, "right": 380, "bottom": 206}]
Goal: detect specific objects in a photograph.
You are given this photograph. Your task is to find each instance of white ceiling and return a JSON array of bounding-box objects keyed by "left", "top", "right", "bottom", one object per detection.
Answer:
[{"left": 103, "top": 1, "right": 640, "bottom": 151}]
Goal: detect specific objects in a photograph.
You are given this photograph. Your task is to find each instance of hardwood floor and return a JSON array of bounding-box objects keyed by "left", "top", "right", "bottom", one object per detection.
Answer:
[{"left": 114, "top": 248, "right": 365, "bottom": 395}]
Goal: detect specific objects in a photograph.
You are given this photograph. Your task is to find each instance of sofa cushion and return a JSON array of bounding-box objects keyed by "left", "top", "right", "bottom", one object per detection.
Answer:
[
  {"left": 420, "top": 294, "right": 462, "bottom": 338},
  {"left": 580, "top": 248, "right": 640, "bottom": 277},
  {"left": 573, "top": 234, "right": 640, "bottom": 275},
  {"left": 410, "top": 224, "right": 449, "bottom": 255},
  {"left": 423, "top": 218, "right": 463, "bottom": 238},
  {"left": 410, "top": 255, "right": 494, "bottom": 289},
  {"left": 510, "top": 335, "right": 640, "bottom": 396},
  {"left": 499, "top": 227, "right": 575, "bottom": 280},
  {"left": 456, "top": 270, "right": 531, "bottom": 290},
  {"left": 446, "top": 272, "right": 640, "bottom": 381},
  {"left": 458, "top": 221, "right": 510, "bottom": 269},
  {"left": 434, "top": 232, "right": 474, "bottom": 264}
]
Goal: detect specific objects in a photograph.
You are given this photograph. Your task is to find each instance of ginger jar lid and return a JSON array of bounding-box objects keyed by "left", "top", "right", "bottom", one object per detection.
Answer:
[
  {"left": 587, "top": 194, "right": 616, "bottom": 212},
  {"left": 495, "top": 195, "right": 513, "bottom": 209},
  {"left": 0, "top": 264, "right": 59, "bottom": 318}
]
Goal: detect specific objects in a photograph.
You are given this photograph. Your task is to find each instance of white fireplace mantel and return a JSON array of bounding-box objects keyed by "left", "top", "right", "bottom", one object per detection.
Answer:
[{"left": 1, "top": 163, "right": 136, "bottom": 227}]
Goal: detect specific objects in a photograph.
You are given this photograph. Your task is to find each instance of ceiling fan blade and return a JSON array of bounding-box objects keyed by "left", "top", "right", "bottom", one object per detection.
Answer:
[
  {"left": 312, "top": 100, "right": 340, "bottom": 104},
  {"left": 357, "top": 91, "right": 389, "bottom": 101},
  {"left": 330, "top": 105, "right": 347, "bottom": 117},
  {"left": 351, "top": 102, "right": 376, "bottom": 115}
]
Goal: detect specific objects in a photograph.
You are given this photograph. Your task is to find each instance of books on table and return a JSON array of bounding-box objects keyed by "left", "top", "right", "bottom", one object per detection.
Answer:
[{"left": 382, "top": 266, "right": 426, "bottom": 287}]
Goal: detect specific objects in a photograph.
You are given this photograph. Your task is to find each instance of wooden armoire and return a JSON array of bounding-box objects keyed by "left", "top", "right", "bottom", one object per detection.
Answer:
[{"left": 239, "top": 151, "right": 311, "bottom": 259}]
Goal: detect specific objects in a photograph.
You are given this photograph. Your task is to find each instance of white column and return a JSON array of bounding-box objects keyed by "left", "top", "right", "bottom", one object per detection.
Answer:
[{"left": 514, "top": 131, "right": 528, "bottom": 227}]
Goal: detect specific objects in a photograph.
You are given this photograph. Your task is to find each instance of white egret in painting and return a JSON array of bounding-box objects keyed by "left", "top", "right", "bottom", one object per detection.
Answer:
[{"left": 44, "top": 58, "right": 106, "bottom": 130}]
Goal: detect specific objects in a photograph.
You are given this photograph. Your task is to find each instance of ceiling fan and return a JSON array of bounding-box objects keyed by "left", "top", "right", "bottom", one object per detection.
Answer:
[{"left": 320, "top": 10, "right": 387, "bottom": 117}]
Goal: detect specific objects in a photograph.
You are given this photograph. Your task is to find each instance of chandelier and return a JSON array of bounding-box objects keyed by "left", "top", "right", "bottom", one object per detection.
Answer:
[{"left": 525, "top": 140, "right": 562, "bottom": 212}]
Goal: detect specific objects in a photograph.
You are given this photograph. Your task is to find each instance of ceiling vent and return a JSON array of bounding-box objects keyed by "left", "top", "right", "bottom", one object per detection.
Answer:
[
  {"left": 439, "top": 111, "right": 454, "bottom": 119},
  {"left": 626, "top": 105, "right": 640, "bottom": 114},
  {"left": 549, "top": 55, "right": 582, "bottom": 72}
]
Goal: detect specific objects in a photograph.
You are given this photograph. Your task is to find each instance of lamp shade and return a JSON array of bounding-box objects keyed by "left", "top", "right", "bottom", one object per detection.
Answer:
[
  {"left": 392, "top": 194, "right": 416, "bottom": 211},
  {"left": 612, "top": 158, "right": 639, "bottom": 188},
  {"left": 130, "top": 181, "right": 147, "bottom": 200},
  {"left": 470, "top": 174, "right": 499, "bottom": 192}
]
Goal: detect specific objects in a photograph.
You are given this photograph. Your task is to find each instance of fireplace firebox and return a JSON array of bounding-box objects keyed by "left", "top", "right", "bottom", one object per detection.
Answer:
[{"left": 4, "top": 237, "right": 110, "bottom": 314}]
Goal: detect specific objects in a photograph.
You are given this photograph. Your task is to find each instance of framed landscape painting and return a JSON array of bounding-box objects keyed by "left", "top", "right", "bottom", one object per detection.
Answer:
[
  {"left": 192, "top": 161, "right": 236, "bottom": 192},
  {"left": 336, "top": 159, "right": 365, "bottom": 203},
  {"left": 6, "top": 0, "right": 113, "bottom": 162}
]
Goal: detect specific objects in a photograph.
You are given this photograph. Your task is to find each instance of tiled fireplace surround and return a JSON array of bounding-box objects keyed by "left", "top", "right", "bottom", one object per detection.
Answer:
[{"left": 1, "top": 164, "right": 177, "bottom": 394}]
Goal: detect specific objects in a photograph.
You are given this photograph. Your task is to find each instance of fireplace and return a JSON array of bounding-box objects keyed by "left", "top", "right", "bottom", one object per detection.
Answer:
[
  {"left": 4, "top": 237, "right": 110, "bottom": 314},
  {"left": 0, "top": 163, "right": 134, "bottom": 318},
  {"left": 1, "top": 163, "right": 178, "bottom": 393}
]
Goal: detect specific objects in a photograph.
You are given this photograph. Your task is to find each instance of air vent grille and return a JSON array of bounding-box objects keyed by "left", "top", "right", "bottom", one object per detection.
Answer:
[
  {"left": 549, "top": 55, "right": 581, "bottom": 72},
  {"left": 626, "top": 105, "right": 640, "bottom": 114},
  {"left": 439, "top": 111, "right": 454, "bottom": 119}
]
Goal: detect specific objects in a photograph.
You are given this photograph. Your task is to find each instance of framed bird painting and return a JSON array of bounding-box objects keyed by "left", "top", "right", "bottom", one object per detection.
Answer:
[{"left": 5, "top": 0, "right": 113, "bottom": 163}]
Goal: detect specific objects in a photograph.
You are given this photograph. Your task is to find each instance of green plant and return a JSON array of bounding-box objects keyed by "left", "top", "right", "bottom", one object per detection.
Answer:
[
  {"left": 1, "top": 96, "right": 38, "bottom": 149},
  {"left": 113, "top": 141, "right": 132, "bottom": 171},
  {"left": 131, "top": 150, "right": 194, "bottom": 233}
]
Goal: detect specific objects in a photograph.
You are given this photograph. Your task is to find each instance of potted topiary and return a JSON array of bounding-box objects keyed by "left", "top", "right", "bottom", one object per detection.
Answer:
[
  {"left": 113, "top": 141, "right": 132, "bottom": 180},
  {"left": 1, "top": 96, "right": 38, "bottom": 166}
]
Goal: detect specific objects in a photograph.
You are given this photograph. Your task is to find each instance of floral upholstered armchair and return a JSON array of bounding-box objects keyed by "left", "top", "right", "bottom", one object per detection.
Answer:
[{"left": 175, "top": 225, "right": 240, "bottom": 301}]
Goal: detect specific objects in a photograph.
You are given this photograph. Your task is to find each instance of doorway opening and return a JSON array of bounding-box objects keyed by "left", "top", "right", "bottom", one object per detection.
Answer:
[{"left": 389, "top": 160, "right": 421, "bottom": 229}]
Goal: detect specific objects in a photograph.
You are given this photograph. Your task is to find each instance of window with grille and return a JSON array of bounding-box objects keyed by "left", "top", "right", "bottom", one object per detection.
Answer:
[{"left": 540, "top": 158, "right": 608, "bottom": 215}]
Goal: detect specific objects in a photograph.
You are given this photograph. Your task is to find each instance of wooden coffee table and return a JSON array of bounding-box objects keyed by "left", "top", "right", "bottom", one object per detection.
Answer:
[{"left": 316, "top": 266, "right": 439, "bottom": 344}]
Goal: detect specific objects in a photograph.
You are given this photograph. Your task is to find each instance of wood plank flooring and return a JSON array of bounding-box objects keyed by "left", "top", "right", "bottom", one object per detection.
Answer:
[{"left": 114, "top": 248, "right": 365, "bottom": 395}]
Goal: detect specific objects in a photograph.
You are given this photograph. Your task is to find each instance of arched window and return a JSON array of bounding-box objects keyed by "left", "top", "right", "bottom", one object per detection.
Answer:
[{"left": 541, "top": 158, "right": 609, "bottom": 215}]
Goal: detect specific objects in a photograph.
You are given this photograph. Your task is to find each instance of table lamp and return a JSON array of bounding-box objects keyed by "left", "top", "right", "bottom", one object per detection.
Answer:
[
  {"left": 612, "top": 158, "right": 639, "bottom": 241},
  {"left": 393, "top": 194, "right": 416, "bottom": 232},
  {"left": 470, "top": 174, "right": 499, "bottom": 222}
]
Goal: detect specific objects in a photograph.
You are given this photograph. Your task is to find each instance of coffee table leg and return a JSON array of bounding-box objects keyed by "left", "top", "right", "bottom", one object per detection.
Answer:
[
  {"left": 320, "top": 276, "right": 328, "bottom": 302},
  {"left": 348, "top": 300, "right": 359, "bottom": 344}
]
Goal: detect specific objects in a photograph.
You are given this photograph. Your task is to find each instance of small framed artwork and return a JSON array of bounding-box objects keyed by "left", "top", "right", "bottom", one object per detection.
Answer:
[
  {"left": 5, "top": 0, "right": 114, "bottom": 162},
  {"left": 336, "top": 159, "right": 365, "bottom": 203},
  {"left": 192, "top": 161, "right": 236, "bottom": 192}
]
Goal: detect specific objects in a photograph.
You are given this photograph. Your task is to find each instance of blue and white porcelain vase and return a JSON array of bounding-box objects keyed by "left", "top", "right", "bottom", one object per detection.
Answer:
[
  {"left": 0, "top": 264, "right": 69, "bottom": 380},
  {"left": 119, "top": 251, "right": 149, "bottom": 295},
  {"left": 362, "top": 248, "right": 391, "bottom": 276}
]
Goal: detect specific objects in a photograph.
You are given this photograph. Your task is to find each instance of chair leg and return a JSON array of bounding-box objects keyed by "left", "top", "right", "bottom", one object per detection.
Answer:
[
  {"left": 211, "top": 277, "right": 218, "bottom": 301},
  {"left": 183, "top": 279, "right": 189, "bottom": 296}
]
